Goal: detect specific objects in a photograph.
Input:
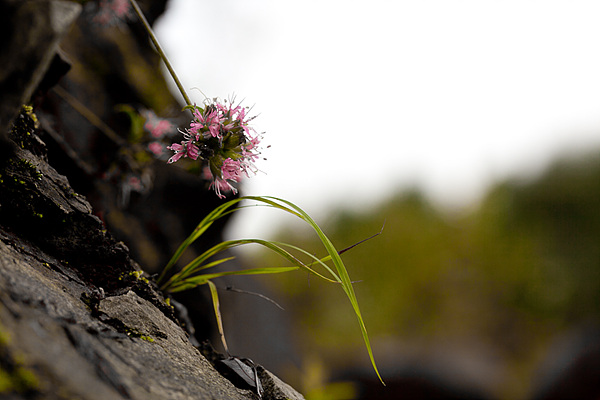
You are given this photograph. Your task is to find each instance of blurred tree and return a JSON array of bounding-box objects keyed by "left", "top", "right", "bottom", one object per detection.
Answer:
[{"left": 248, "top": 150, "right": 600, "bottom": 399}]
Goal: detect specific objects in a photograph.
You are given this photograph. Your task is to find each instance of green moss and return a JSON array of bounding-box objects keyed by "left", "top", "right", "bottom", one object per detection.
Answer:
[
  {"left": 80, "top": 295, "right": 157, "bottom": 343},
  {"left": 21, "top": 105, "right": 38, "bottom": 130},
  {"left": 0, "top": 365, "right": 39, "bottom": 394},
  {"left": 61, "top": 185, "right": 78, "bottom": 198},
  {"left": 12, "top": 159, "right": 42, "bottom": 181},
  {"left": 119, "top": 270, "right": 149, "bottom": 284},
  {"left": 9, "top": 105, "right": 40, "bottom": 150},
  {"left": 116, "top": 322, "right": 155, "bottom": 343},
  {"left": 0, "top": 323, "right": 39, "bottom": 395},
  {"left": 0, "top": 330, "right": 9, "bottom": 347}
]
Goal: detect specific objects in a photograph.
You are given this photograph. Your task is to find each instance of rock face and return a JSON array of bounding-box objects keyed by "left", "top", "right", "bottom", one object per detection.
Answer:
[
  {"left": 0, "top": 121, "right": 260, "bottom": 399},
  {"left": 0, "top": 229, "right": 254, "bottom": 399},
  {"left": 1, "top": 122, "right": 135, "bottom": 292},
  {"left": 0, "top": 0, "right": 80, "bottom": 142},
  {"left": 0, "top": 1, "right": 304, "bottom": 399},
  {"left": 0, "top": 111, "right": 304, "bottom": 400}
]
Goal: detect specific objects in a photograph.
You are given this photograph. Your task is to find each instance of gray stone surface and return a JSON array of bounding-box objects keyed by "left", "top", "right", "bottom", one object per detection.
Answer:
[
  {"left": 0, "top": 111, "right": 304, "bottom": 400},
  {"left": 259, "top": 367, "right": 306, "bottom": 400},
  {"left": 0, "top": 234, "right": 257, "bottom": 399}
]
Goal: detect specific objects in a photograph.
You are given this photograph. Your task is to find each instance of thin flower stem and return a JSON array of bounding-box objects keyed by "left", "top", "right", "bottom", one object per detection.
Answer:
[{"left": 128, "top": 0, "right": 193, "bottom": 108}]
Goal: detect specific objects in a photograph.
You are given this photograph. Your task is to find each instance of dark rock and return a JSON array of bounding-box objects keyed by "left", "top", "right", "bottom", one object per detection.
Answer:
[
  {"left": 1, "top": 110, "right": 134, "bottom": 292},
  {"left": 31, "top": 0, "right": 240, "bottom": 354},
  {"left": 0, "top": 0, "right": 305, "bottom": 398},
  {"left": 531, "top": 326, "right": 600, "bottom": 400},
  {"left": 0, "top": 233, "right": 255, "bottom": 399},
  {"left": 200, "top": 341, "right": 305, "bottom": 400},
  {"left": 0, "top": 107, "right": 304, "bottom": 399},
  {"left": 0, "top": 0, "right": 81, "bottom": 152},
  {"left": 258, "top": 367, "right": 306, "bottom": 400}
]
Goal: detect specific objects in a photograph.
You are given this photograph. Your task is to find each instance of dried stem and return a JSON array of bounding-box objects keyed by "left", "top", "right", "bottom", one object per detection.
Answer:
[{"left": 129, "top": 0, "right": 193, "bottom": 108}]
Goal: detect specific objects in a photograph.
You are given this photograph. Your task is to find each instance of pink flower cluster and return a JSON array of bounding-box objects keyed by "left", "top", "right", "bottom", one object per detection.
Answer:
[
  {"left": 167, "top": 99, "right": 261, "bottom": 198},
  {"left": 93, "top": 0, "right": 132, "bottom": 26},
  {"left": 141, "top": 109, "right": 175, "bottom": 157}
]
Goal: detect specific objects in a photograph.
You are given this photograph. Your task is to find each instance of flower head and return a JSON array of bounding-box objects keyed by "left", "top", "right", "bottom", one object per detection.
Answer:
[
  {"left": 148, "top": 141, "right": 164, "bottom": 156},
  {"left": 221, "top": 158, "right": 243, "bottom": 181},
  {"left": 166, "top": 131, "right": 200, "bottom": 164},
  {"left": 143, "top": 110, "right": 175, "bottom": 139},
  {"left": 93, "top": 0, "right": 132, "bottom": 25},
  {"left": 190, "top": 107, "right": 222, "bottom": 139},
  {"left": 167, "top": 98, "right": 262, "bottom": 198}
]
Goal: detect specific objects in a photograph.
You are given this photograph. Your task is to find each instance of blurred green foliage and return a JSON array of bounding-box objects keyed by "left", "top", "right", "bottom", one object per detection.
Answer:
[{"left": 249, "top": 150, "right": 600, "bottom": 398}]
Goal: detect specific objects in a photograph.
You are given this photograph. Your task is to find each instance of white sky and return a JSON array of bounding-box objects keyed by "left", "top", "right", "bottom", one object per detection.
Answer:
[{"left": 155, "top": 0, "right": 600, "bottom": 239}]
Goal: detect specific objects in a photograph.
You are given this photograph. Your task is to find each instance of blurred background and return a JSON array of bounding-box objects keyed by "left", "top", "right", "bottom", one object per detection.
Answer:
[{"left": 150, "top": 1, "right": 600, "bottom": 399}]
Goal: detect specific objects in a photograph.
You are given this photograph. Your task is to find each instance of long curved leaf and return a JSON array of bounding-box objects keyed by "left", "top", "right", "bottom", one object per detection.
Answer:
[
  {"left": 167, "top": 266, "right": 299, "bottom": 293},
  {"left": 259, "top": 196, "right": 385, "bottom": 385},
  {"left": 157, "top": 195, "right": 384, "bottom": 384}
]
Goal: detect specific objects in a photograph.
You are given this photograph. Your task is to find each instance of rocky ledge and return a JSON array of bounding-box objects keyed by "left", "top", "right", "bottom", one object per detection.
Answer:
[{"left": 0, "top": 112, "right": 303, "bottom": 400}]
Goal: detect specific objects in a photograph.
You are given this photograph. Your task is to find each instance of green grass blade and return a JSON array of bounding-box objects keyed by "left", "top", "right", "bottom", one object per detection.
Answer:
[
  {"left": 269, "top": 241, "right": 340, "bottom": 282},
  {"left": 157, "top": 198, "right": 246, "bottom": 284},
  {"left": 158, "top": 195, "right": 309, "bottom": 284},
  {"left": 162, "top": 237, "right": 339, "bottom": 292},
  {"left": 167, "top": 266, "right": 299, "bottom": 293},
  {"left": 157, "top": 195, "right": 383, "bottom": 384},
  {"left": 262, "top": 196, "right": 385, "bottom": 385},
  {"left": 207, "top": 280, "right": 229, "bottom": 355}
]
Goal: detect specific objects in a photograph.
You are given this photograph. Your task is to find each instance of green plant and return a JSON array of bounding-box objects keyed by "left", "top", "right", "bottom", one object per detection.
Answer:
[
  {"left": 95, "top": 0, "right": 385, "bottom": 385},
  {"left": 156, "top": 196, "right": 383, "bottom": 384}
]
